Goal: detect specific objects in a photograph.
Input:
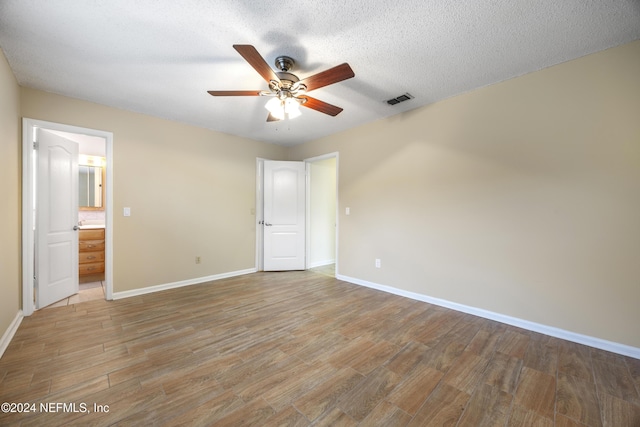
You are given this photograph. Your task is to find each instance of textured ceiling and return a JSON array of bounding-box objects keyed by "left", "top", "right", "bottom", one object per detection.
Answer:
[{"left": 1, "top": 1, "right": 639, "bottom": 146}]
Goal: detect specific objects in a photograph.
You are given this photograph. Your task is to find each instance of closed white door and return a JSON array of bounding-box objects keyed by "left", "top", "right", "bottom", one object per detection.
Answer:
[
  {"left": 36, "top": 130, "right": 79, "bottom": 308},
  {"left": 263, "top": 160, "right": 306, "bottom": 271}
]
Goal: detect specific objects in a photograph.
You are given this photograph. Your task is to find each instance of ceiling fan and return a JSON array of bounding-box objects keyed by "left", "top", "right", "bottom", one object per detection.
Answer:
[{"left": 208, "top": 45, "right": 355, "bottom": 122}]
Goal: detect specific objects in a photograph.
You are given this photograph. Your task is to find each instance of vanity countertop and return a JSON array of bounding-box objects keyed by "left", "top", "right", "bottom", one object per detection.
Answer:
[
  {"left": 78, "top": 219, "right": 105, "bottom": 229},
  {"left": 79, "top": 225, "right": 105, "bottom": 229}
]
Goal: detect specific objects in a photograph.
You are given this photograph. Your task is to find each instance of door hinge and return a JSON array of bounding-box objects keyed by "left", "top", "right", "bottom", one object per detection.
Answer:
[{"left": 33, "top": 141, "right": 38, "bottom": 150}]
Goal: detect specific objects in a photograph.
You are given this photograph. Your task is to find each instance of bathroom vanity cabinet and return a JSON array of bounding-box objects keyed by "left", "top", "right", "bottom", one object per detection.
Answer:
[{"left": 79, "top": 228, "right": 105, "bottom": 277}]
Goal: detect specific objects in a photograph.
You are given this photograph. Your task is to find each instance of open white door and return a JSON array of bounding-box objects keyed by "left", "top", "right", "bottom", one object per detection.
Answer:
[
  {"left": 36, "top": 130, "right": 79, "bottom": 308},
  {"left": 263, "top": 160, "right": 306, "bottom": 271}
]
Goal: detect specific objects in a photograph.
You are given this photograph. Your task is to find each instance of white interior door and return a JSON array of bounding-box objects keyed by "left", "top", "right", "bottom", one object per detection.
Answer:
[
  {"left": 263, "top": 160, "right": 306, "bottom": 271},
  {"left": 36, "top": 129, "right": 79, "bottom": 308}
]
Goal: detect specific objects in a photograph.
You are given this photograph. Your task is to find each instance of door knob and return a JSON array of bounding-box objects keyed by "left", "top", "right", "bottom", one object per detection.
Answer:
[
  {"left": 264, "top": 222, "right": 273, "bottom": 226},
  {"left": 73, "top": 225, "right": 79, "bottom": 231}
]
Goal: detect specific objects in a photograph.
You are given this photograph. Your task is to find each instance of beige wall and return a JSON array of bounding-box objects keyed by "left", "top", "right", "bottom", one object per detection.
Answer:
[
  {"left": 21, "top": 88, "right": 287, "bottom": 293},
  {"left": 289, "top": 41, "right": 640, "bottom": 348},
  {"left": 0, "top": 49, "right": 21, "bottom": 337}
]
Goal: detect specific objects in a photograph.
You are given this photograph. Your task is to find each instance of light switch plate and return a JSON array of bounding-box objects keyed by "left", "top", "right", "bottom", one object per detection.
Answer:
[{"left": 123, "top": 207, "right": 131, "bottom": 217}]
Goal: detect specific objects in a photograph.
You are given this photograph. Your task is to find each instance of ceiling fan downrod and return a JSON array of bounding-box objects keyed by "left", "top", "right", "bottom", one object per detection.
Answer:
[{"left": 275, "top": 56, "right": 295, "bottom": 72}]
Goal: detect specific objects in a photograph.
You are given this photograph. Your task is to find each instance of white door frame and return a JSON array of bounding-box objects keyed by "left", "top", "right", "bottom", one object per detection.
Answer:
[
  {"left": 255, "top": 158, "right": 265, "bottom": 271},
  {"left": 255, "top": 152, "right": 339, "bottom": 273},
  {"left": 22, "top": 118, "right": 114, "bottom": 315}
]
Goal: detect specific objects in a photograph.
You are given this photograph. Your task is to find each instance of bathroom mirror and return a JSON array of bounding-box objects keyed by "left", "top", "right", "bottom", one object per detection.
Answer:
[{"left": 79, "top": 161, "right": 105, "bottom": 210}]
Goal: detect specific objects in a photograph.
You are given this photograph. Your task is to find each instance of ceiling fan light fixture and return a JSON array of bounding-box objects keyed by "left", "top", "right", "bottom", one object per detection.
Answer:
[
  {"left": 265, "top": 96, "right": 302, "bottom": 120},
  {"left": 265, "top": 97, "right": 285, "bottom": 120},
  {"left": 284, "top": 97, "right": 301, "bottom": 118}
]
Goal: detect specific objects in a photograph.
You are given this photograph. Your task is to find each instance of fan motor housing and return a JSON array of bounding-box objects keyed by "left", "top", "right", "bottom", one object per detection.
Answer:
[{"left": 276, "top": 72, "right": 299, "bottom": 88}]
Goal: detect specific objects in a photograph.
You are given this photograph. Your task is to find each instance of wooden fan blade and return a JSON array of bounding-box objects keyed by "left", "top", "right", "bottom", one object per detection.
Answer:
[
  {"left": 300, "top": 96, "right": 344, "bottom": 116},
  {"left": 233, "top": 45, "right": 280, "bottom": 84},
  {"left": 207, "top": 90, "right": 262, "bottom": 96},
  {"left": 298, "top": 63, "right": 354, "bottom": 92},
  {"left": 266, "top": 113, "right": 281, "bottom": 122}
]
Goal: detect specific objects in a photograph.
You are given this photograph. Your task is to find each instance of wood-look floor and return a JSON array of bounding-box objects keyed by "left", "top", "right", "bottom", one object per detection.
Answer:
[{"left": 1, "top": 270, "right": 639, "bottom": 426}]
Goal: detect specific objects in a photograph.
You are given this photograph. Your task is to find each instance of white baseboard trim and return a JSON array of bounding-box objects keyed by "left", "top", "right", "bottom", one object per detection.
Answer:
[
  {"left": 308, "top": 259, "right": 336, "bottom": 269},
  {"left": 0, "top": 311, "right": 24, "bottom": 359},
  {"left": 112, "top": 268, "right": 257, "bottom": 300},
  {"left": 337, "top": 274, "right": 640, "bottom": 360}
]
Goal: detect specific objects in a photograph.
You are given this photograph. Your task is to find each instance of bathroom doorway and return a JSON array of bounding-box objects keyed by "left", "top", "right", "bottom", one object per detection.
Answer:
[
  {"left": 21, "top": 118, "right": 114, "bottom": 315},
  {"left": 306, "top": 153, "right": 338, "bottom": 277}
]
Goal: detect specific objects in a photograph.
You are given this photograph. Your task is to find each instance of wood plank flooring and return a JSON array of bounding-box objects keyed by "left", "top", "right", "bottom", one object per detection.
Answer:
[{"left": 1, "top": 270, "right": 639, "bottom": 426}]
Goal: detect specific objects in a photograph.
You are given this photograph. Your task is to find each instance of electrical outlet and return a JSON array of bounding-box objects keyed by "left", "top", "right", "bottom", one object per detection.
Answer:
[
  {"left": 375, "top": 259, "right": 381, "bottom": 268},
  {"left": 195, "top": 256, "right": 201, "bottom": 264}
]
